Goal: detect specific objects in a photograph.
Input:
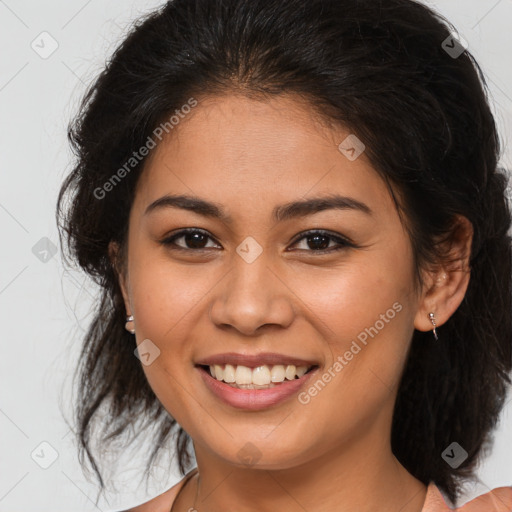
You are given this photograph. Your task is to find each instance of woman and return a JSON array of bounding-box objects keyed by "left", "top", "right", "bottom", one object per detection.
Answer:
[{"left": 56, "top": 0, "right": 512, "bottom": 510}]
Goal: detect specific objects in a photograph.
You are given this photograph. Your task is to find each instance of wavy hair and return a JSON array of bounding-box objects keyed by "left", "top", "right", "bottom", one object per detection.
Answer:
[{"left": 56, "top": 0, "right": 512, "bottom": 504}]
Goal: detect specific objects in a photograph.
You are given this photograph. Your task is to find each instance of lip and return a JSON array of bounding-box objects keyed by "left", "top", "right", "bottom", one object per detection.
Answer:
[
  {"left": 196, "top": 364, "right": 320, "bottom": 410},
  {"left": 195, "top": 352, "right": 319, "bottom": 368}
]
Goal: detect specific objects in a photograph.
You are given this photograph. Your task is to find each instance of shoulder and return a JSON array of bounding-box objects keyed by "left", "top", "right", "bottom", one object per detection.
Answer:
[
  {"left": 119, "top": 468, "right": 198, "bottom": 512},
  {"left": 422, "top": 482, "right": 512, "bottom": 512},
  {"left": 456, "top": 485, "right": 512, "bottom": 511}
]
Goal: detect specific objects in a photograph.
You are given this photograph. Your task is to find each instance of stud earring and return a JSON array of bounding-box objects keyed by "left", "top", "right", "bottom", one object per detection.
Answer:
[
  {"left": 428, "top": 312, "right": 438, "bottom": 340},
  {"left": 125, "top": 314, "right": 135, "bottom": 334}
]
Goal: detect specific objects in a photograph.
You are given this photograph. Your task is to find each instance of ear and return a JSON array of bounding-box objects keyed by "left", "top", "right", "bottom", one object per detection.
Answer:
[
  {"left": 414, "top": 215, "right": 473, "bottom": 333},
  {"left": 108, "top": 241, "right": 132, "bottom": 315}
]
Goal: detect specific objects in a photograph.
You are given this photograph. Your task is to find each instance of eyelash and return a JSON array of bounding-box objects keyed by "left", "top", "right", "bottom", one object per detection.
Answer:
[{"left": 159, "top": 228, "right": 356, "bottom": 254}]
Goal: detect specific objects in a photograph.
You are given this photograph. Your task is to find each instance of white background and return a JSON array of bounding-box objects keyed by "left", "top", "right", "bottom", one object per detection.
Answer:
[{"left": 0, "top": 1, "right": 511, "bottom": 510}]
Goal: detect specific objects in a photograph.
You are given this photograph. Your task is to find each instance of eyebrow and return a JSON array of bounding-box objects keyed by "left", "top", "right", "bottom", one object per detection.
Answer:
[{"left": 144, "top": 193, "right": 373, "bottom": 222}]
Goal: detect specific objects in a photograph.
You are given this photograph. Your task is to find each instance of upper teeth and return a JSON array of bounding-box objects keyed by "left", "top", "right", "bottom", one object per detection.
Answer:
[{"left": 209, "top": 364, "right": 311, "bottom": 386}]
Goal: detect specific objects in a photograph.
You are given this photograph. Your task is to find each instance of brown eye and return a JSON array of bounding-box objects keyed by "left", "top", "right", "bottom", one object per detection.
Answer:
[{"left": 305, "top": 233, "right": 331, "bottom": 250}]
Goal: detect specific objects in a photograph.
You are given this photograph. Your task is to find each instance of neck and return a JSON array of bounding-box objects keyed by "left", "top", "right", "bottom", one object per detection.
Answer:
[{"left": 176, "top": 433, "right": 427, "bottom": 512}]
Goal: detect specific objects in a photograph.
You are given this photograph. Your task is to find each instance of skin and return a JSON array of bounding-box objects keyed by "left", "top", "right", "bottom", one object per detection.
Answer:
[{"left": 110, "top": 93, "right": 473, "bottom": 512}]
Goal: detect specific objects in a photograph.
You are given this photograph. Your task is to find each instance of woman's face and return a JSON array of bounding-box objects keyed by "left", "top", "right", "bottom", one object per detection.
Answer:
[{"left": 114, "top": 93, "right": 430, "bottom": 470}]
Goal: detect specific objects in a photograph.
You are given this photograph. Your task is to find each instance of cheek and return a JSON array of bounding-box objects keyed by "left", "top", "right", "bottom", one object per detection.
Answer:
[
  {"left": 289, "top": 270, "right": 413, "bottom": 448},
  {"left": 128, "top": 256, "right": 211, "bottom": 342},
  {"left": 294, "top": 260, "right": 413, "bottom": 349},
  {"left": 126, "top": 258, "right": 208, "bottom": 416},
  {"left": 289, "top": 247, "right": 415, "bottom": 399}
]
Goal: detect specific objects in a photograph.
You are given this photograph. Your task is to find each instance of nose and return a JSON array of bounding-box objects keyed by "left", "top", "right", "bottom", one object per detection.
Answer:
[{"left": 208, "top": 255, "right": 295, "bottom": 336}]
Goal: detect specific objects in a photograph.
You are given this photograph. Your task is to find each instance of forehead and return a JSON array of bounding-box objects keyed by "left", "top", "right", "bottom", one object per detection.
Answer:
[
  {"left": 132, "top": 93, "right": 392, "bottom": 221},
  {"left": 147, "top": 93, "right": 343, "bottom": 166}
]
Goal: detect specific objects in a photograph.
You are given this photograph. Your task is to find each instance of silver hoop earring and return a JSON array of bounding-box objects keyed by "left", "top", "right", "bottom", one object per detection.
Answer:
[
  {"left": 428, "top": 312, "right": 438, "bottom": 340},
  {"left": 125, "top": 314, "right": 135, "bottom": 334}
]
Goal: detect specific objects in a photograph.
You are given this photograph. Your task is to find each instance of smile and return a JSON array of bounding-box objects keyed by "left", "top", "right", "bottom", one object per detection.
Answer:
[
  {"left": 202, "top": 363, "right": 316, "bottom": 389},
  {"left": 196, "top": 363, "right": 320, "bottom": 410}
]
